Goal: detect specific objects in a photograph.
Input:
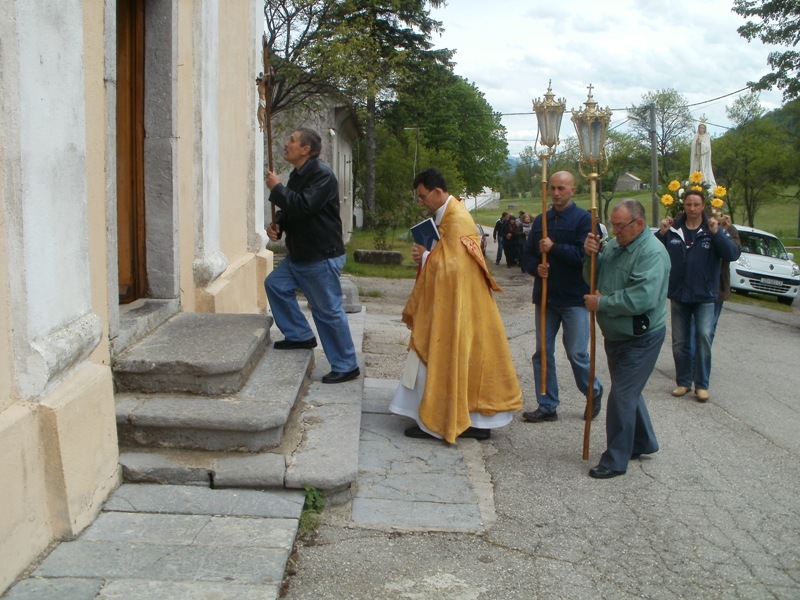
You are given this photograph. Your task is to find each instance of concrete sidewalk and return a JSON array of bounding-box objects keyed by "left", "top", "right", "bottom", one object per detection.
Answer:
[{"left": 7, "top": 485, "right": 303, "bottom": 599}]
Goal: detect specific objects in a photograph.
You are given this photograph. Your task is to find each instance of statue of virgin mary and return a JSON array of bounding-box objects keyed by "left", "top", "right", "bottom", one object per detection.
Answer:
[{"left": 689, "top": 122, "right": 716, "bottom": 189}]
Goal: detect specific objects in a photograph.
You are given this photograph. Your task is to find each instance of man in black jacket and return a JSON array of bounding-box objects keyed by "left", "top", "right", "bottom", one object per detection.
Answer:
[
  {"left": 492, "top": 212, "right": 508, "bottom": 265},
  {"left": 265, "top": 128, "right": 359, "bottom": 384}
]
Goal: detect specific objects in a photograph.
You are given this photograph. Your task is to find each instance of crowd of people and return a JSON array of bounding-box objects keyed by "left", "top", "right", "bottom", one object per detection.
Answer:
[
  {"left": 266, "top": 127, "right": 740, "bottom": 480},
  {"left": 493, "top": 210, "right": 534, "bottom": 269}
]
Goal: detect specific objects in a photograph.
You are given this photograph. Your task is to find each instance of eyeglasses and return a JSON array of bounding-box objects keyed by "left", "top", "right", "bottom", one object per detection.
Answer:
[
  {"left": 417, "top": 188, "right": 434, "bottom": 202},
  {"left": 611, "top": 219, "right": 637, "bottom": 232}
]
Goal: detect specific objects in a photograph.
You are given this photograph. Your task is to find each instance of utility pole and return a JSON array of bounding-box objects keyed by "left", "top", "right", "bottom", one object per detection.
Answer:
[{"left": 649, "top": 104, "right": 659, "bottom": 227}]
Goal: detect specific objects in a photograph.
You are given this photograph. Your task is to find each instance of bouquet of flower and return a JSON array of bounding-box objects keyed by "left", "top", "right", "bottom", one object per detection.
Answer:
[{"left": 660, "top": 171, "right": 727, "bottom": 218}]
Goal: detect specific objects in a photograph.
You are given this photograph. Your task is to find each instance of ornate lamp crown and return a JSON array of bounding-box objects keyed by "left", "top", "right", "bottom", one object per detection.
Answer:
[
  {"left": 533, "top": 80, "right": 566, "bottom": 151},
  {"left": 571, "top": 84, "right": 612, "bottom": 171}
]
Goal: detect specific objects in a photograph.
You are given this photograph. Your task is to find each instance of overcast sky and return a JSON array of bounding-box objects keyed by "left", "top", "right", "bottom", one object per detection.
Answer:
[{"left": 429, "top": 0, "right": 786, "bottom": 158}]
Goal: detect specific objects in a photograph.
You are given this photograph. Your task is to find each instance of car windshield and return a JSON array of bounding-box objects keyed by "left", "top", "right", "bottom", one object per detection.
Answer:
[{"left": 739, "top": 230, "right": 789, "bottom": 260}]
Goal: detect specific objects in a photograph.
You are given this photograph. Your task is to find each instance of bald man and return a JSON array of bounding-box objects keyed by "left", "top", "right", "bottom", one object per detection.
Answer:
[{"left": 521, "top": 171, "right": 603, "bottom": 424}]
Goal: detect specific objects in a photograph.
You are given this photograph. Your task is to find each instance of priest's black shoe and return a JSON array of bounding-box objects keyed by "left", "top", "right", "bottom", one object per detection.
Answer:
[
  {"left": 404, "top": 425, "right": 436, "bottom": 439},
  {"left": 458, "top": 427, "right": 490, "bottom": 440},
  {"left": 321, "top": 366, "right": 360, "bottom": 384},
  {"left": 274, "top": 337, "right": 317, "bottom": 350},
  {"left": 589, "top": 465, "right": 625, "bottom": 479}
]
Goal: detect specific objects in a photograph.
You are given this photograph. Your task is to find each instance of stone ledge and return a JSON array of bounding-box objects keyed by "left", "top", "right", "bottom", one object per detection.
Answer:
[{"left": 353, "top": 249, "right": 403, "bottom": 265}]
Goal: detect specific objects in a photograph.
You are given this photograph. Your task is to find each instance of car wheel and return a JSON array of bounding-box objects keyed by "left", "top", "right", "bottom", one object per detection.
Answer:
[{"left": 777, "top": 296, "right": 794, "bottom": 306}]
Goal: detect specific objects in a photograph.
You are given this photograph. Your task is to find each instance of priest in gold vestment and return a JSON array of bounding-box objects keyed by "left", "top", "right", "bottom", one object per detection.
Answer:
[{"left": 390, "top": 169, "right": 522, "bottom": 443}]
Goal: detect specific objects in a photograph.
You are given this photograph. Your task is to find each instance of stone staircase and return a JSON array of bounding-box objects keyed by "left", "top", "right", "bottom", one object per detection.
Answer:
[{"left": 113, "top": 307, "right": 365, "bottom": 505}]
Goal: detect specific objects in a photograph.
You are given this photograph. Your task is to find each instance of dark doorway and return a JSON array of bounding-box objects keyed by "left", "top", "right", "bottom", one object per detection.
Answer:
[{"left": 116, "top": 0, "right": 147, "bottom": 304}]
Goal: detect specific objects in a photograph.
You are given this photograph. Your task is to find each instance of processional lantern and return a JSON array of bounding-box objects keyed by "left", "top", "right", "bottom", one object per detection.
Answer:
[
  {"left": 571, "top": 84, "right": 612, "bottom": 174},
  {"left": 531, "top": 81, "right": 566, "bottom": 396},
  {"left": 533, "top": 80, "right": 566, "bottom": 155},
  {"left": 571, "top": 84, "right": 611, "bottom": 461}
]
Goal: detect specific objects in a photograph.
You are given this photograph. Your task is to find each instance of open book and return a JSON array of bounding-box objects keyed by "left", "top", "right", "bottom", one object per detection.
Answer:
[{"left": 410, "top": 217, "right": 440, "bottom": 251}]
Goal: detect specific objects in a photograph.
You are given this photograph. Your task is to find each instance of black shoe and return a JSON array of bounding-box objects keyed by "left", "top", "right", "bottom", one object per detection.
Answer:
[
  {"left": 321, "top": 367, "right": 360, "bottom": 384},
  {"left": 274, "top": 337, "right": 317, "bottom": 350},
  {"left": 589, "top": 465, "right": 625, "bottom": 479},
  {"left": 631, "top": 449, "right": 656, "bottom": 460},
  {"left": 404, "top": 425, "right": 436, "bottom": 439},
  {"left": 522, "top": 408, "right": 558, "bottom": 423},
  {"left": 583, "top": 392, "right": 603, "bottom": 421},
  {"left": 458, "top": 427, "right": 490, "bottom": 440}
]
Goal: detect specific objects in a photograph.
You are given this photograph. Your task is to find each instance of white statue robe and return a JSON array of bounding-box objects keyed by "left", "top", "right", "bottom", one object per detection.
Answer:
[{"left": 690, "top": 132, "right": 716, "bottom": 189}]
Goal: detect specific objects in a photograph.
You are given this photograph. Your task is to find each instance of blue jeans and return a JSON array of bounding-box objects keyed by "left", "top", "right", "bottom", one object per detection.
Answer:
[
  {"left": 599, "top": 328, "right": 664, "bottom": 472},
  {"left": 532, "top": 304, "right": 602, "bottom": 412},
  {"left": 495, "top": 237, "right": 504, "bottom": 264},
  {"left": 265, "top": 254, "right": 358, "bottom": 373},
  {"left": 709, "top": 300, "right": 724, "bottom": 345},
  {"left": 670, "top": 300, "right": 714, "bottom": 390}
]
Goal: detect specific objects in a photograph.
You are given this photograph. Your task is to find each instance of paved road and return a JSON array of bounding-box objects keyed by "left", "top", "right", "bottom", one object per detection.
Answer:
[{"left": 283, "top": 236, "right": 800, "bottom": 599}]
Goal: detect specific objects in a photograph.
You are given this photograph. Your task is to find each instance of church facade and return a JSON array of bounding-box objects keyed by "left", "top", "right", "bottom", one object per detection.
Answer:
[{"left": 0, "top": 1, "right": 356, "bottom": 591}]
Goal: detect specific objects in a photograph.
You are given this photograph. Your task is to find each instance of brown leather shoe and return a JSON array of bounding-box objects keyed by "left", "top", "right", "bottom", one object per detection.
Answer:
[
  {"left": 671, "top": 386, "right": 690, "bottom": 397},
  {"left": 695, "top": 389, "right": 710, "bottom": 402}
]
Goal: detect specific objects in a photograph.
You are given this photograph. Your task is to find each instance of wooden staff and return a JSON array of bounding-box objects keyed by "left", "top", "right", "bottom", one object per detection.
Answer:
[
  {"left": 256, "top": 34, "right": 275, "bottom": 224},
  {"left": 582, "top": 172, "right": 599, "bottom": 460},
  {"left": 539, "top": 155, "right": 550, "bottom": 395}
]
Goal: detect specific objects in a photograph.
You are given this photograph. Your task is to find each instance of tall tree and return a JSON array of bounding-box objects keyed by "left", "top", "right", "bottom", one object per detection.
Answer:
[
  {"left": 385, "top": 63, "right": 508, "bottom": 195},
  {"left": 263, "top": 0, "right": 341, "bottom": 115},
  {"left": 598, "top": 131, "right": 650, "bottom": 223},
  {"left": 628, "top": 89, "right": 694, "bottom": 184},
  {"left": 733, "top": 0, "right": 800, "bottom": 101},
  {"left": 515, "top": 146, "right": 539, "bottom": 199},
  {"left": 713, "top": 93, "right": 797, "bottom": 225},
  {"left": 314, "top": 0, "right": 448, "bottom": 227},
  {"left": 371, "top": 125, "right": 461, "bottom": 247}
]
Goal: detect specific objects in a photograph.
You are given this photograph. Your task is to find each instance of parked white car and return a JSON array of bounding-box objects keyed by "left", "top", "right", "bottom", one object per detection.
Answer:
[{"left": 729, "top": 225, "right": 800, "bottom": 306}]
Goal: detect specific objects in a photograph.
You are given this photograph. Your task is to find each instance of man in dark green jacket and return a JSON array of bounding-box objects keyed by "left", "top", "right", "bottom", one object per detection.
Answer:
[{"left": 582, "top": 199, "right": 670, "bottom": 479}]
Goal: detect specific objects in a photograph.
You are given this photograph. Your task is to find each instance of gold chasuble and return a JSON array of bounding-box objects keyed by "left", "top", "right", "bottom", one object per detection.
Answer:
[{"left": 402, "top": 198, "right": 522, "bottom": 443}]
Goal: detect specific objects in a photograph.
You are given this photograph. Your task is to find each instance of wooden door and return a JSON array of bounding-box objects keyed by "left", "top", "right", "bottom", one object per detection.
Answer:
[{"left": 116, "top": 0, "right": 147, "bottom": 304}]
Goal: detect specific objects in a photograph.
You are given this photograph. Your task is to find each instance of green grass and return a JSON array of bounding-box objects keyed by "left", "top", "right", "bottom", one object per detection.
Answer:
[
  {"left": 727, "top": 290, "right": 794, "bottom": 312},
  {"left": 298, "top": 485, "right": 324, "bottom": 537},
  {"left": 343, "top": 227, "right": 419, "bottom": 279}
]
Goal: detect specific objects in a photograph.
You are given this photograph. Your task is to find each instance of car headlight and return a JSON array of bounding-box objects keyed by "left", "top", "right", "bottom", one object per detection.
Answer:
[
  {"left": 792, "top": 263, "right": 800, "bottom": 278},
  {"left": 737, "top": 254, "right": 751, "bottom": 268}
]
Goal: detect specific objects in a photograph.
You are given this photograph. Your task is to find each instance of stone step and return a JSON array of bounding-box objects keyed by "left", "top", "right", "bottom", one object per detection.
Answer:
[
  {"left": 116, "top": 343, "right": 313, "bottom": 452},
  {"left": 113, "top": 313, "right": 273, "bottom": 395},
  {"left": 118, "top": 359, "right": 364, "bottom": 505}
]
